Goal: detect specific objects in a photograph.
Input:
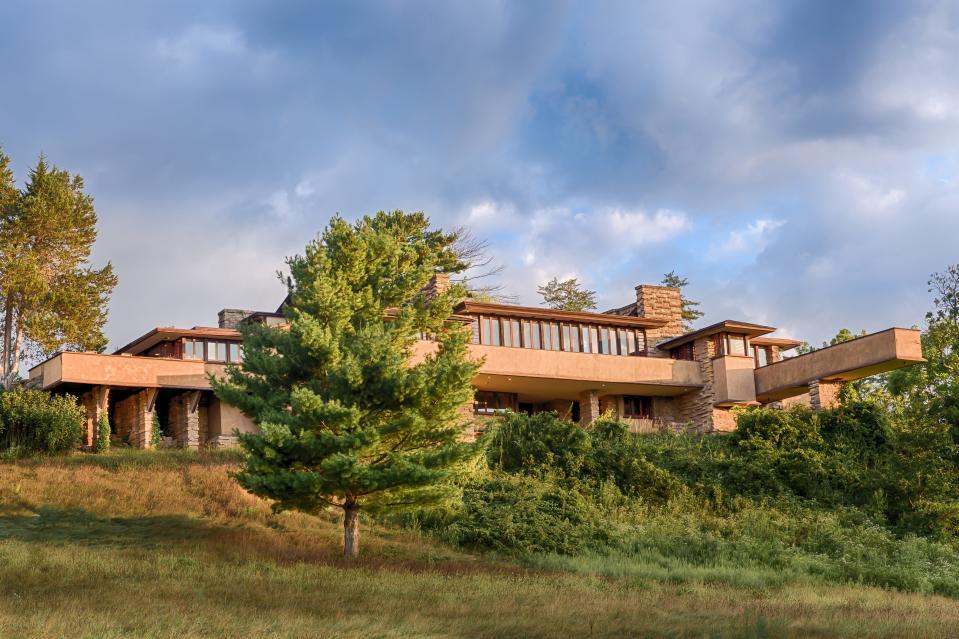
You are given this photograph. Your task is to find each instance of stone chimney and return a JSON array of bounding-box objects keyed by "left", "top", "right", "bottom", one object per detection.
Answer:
[
  {"left": 635, "top": 284, "right": 684, "bottom": 354},
  {"left": 217, "top": 309, "right": 254, "bottom": 329},
  {"left": 423, "top": 273, "right": 451, "bottom": 299}
]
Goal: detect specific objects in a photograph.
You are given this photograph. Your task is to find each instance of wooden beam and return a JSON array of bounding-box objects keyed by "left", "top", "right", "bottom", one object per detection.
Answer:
[
  {"left": 95, "top": 386, "right": 110, "bottom": 412},
  {"left": 188, "top": 390, "right": 202, "bottom": 413},
  {"left": 145, "top": 388, "right": 159, "bottom": 413}
]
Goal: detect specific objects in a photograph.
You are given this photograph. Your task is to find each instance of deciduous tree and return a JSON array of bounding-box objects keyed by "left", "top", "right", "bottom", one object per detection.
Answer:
[{"left": 212, "top": 211, "right": 483, "bottom": 558}]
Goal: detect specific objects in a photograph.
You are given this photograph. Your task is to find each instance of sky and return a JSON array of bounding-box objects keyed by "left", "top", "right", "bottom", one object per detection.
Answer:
[{"left": 1, "top": 0, "right": 957, "bottom": 350}]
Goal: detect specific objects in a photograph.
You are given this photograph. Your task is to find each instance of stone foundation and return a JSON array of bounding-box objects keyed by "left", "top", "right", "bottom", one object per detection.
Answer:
[
  {"left": 809, "top": 380, "right": 843, "bottom": 410},
  {"left": 579, "top": 390, "right": 600, "bottom": 425}
]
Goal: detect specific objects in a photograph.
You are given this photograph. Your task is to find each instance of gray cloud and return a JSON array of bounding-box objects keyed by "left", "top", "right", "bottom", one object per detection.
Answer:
[{"left": 0, "top": 0, "right": 956, "bottom": 350}]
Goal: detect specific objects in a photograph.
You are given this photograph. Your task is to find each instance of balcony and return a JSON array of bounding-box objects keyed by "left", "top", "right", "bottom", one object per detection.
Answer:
[
  {"left": 754, "top": 328, "right": 924, "bottom": 402},
  {"left": 413, "top": 341, "right": 703, "bottom": 401}
]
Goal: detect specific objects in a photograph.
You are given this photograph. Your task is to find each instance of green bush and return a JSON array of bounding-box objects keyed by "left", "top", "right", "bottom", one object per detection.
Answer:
[
  {"left": 94, "top": 412, "right": 110, "bottom": 452},
  {"left": 405, "top": 405, "right": 959, "bottom": 596},
  {"left": 151, "top": 412, "right": 162, "bottom": 448},
  {"left": 487, "top": 411, "right": 590, "bottom": 477},
  {"left": 0, "top": 388, "right": 84, "bottom": 457},
  {"left": 447, "top": 472, "right": 615, "bottom": 555}
]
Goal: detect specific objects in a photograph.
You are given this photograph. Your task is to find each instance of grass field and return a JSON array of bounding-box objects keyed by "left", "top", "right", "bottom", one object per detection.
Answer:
[{"left": 0, "top": 450, "right": 956, "bottom": 638}]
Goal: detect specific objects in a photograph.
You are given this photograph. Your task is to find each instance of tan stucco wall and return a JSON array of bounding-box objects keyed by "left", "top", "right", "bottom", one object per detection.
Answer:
[
  {"left": 754, "top": 328, "right": 924, "bottom": 402},
  {"left": 712, "top": 355, "right": 757, "bottom": 404},
  {"left": 31, "top": 352, "right": 210, "bottom": 390},
  {"left": 412, "top": 341, "right": 702, "bottom": 389}
]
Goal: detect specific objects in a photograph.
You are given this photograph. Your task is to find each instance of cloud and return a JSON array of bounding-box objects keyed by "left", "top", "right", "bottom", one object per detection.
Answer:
[
  {"left": 0, "top": 0, "right": 956, "bottom": 348},
  {"left": 709, "top": 219, "right": 786, "bottom": 258}
]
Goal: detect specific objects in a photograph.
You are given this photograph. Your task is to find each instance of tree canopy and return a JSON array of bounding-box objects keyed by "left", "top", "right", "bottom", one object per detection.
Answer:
[
  {"left": 660, "top": 271, "right": 704, "bottom": 331},
  {"left": 211, "top": 210, "right": 483, "bottom": 558},
  {"left": 537, "top": 277, "right": 597, "bottom": 312},
  {"left": 0, "top": 150, "right": 117, "bottom": 389}
]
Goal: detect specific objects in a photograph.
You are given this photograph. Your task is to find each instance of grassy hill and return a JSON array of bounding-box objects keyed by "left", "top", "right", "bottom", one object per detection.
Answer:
[{"left": 0, "top": 450, "right": 956, "bottom": 638}]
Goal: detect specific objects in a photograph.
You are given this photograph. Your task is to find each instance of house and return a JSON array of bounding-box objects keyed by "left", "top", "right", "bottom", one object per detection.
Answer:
[{"left": 28, "top": 280, "right": 924, "bottom": 447}]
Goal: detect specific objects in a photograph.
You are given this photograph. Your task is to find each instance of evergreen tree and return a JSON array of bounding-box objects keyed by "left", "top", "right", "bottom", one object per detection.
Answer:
[
  {"left": 537, "top": 277, "right": 597, "bottom": 311},
  {"left": 0, "top": 152, "right": 117, "bottom": 389},
  {"left": 212, "top": 211, "right": 483, "bottom": 558},
  {"left": 661, "top": 271, "right": 704, "bottom": 331}
]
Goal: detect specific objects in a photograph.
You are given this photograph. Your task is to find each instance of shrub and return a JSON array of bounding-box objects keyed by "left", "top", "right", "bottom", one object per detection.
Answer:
[
  {"left": 487, "top": 411, "right": 590, "bottom": 477},
  {"left": 0, "top": 388, "right": 84, "bottom": 457},
  {"left": 94, "top": 412, "right": 110, "bottom": 452},
  {"left": 448, "top": 472, "right": 614, "bottom": 555},
  {"left": 151, "top": 412, "right": 162, "bottom": 448}
]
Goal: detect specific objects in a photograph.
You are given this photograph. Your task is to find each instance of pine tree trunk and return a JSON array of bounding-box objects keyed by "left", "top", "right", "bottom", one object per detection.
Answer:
[
  {"left": 7, "top": 323, "right": 23, "bottom": 388},
  {"left": 343, "top": 501, "right": 360, "bottom": 559},
  {"left": 1, "top": 299, "right": 12, "bottom": 386}
]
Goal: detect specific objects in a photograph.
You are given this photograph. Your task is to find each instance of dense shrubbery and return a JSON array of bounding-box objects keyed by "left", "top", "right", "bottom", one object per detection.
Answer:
[
  {"left": 405, "top": 404, "right": 959, "bottom": 596},
  {"left": 0, "top": 388, "right": 84, "bottom": 457}
]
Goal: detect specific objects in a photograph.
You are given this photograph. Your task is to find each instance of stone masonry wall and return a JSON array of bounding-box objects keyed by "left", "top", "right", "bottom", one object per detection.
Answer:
[
  {"left": 579, "top": 390, "right": 600, "bottom": 425},
  {"left": 634, "top": 285, "right": 684, "bottom": 357},
  {"left": 809, "top": 380, "right": 842, "bottom": 410}
]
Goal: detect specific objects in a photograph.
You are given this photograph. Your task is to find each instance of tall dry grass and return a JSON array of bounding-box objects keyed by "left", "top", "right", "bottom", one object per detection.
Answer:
[{"left": 0, "top": 450, "right": 957, "bottom": 638}]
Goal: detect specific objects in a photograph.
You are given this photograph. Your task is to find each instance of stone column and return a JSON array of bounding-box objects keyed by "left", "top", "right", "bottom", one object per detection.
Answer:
[
  {"left": 809, "top": 380, "right": 842, "bottom": 410},
  {"left": 169, "top": 392, "right": 202, "bottom": 448},
  {"left": 84, "top": 386, "right": 110, "bottom": 448},
  {"left": 127, "top": 389, "right": 157, "bottom": 449},
  {"left": 579, "top": 390, "right": 600, "bottom": 426}
]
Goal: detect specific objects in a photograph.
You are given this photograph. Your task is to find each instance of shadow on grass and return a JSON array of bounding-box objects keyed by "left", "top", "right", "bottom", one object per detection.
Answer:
[
  {"left": 0, "top": 505, "right": 212, "bottom": 548},
  {"left": 5, "top": 447, "right": 246, "bottom": 471}
]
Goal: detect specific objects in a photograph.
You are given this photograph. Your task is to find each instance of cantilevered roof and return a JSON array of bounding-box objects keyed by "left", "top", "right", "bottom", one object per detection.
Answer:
[
  {"left": 455, "top": 301, "right": 669, "bottom": 329},
  {"left": 656, "top": 320, "right": 777, "bottom": 350},
  {"left": 751, "top": 336, "right": 803, "bottom": 349},
  {"left": 114, "top": 326, "right": 241, "bottom": 356}
]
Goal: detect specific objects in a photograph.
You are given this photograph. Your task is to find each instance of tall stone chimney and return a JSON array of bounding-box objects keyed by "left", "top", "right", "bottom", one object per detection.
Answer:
[
  {"left": 423, "top": 273, "right": 451, "bottom": 299},
  {"left": 634, "top": 284, "right": 684, "bottom": 355},
  {"left": 218, "top": 309, "right": 254, "bottom": 329}
]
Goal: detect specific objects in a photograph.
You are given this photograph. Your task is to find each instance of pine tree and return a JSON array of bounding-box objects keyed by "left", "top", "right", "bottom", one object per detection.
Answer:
[
  {"left": 661, "top": 271, "right": 704, "bottom": 331},
  {"left": 537, "top": 277, "right": 597, "bottom": 311},
  {"left": 211, "top": 211, "right": 483, "bottom": 558},
  {"left": 0, "top": 152, "right": 117, "bottom": 388}
]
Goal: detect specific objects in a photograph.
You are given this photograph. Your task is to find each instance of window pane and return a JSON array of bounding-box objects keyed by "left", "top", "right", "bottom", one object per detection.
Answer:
[
  {"left": 619, "top": 330, "right": 628, "bottom": 356},
  {"left": 511, "top": 319, "right": 521, "bottom": 347},
  {"left": 599, "top": 328, "right": 609, "bottom": 354},
  {"left": 570, "top": 325, "right": 580, "bottom": 352},
  {"left": 756, "top": 347, "right": 768, "bottom": 367},
  {"left": 480, "top": 317, "right": 490, "bottom": 345},
  {"left": 728, "top": 335, "right": 746, "bottom": 356},
  {"left": 561, "top": 325, "right": 571, "bottom": 352},
  {"left": 502, "top": 318, "right": 512, "bottom": 347},
  {"left": 531, "top": 322, "right": 541, "bottom": 349},
  {"left": 217, "top": 342, "right": 227, "bottom": 361},
  {"left": 228, "top": 343, "right": 240, "bottom": 362},
  {"left": 590, "top": 327, "right": 599, "bottom": 354},
  {"left": 627, "top": 331, "right": 636, "bottom": 355},
  {"left": 491, "top": 319, "right": 501, "bottom": 346},
  {"left": 550, "top": 323, "right": 560, "bottom": 350},
  {"left": 522, "top": 321, "right": 532, "bottom": 348},
  {"left": 580, "top": 326, "right": 590, "bottom": 353}
]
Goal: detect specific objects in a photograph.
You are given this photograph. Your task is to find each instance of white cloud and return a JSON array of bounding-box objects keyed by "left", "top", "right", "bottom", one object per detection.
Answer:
[
  {"left": 155, "top": 25, "right": 247, "bottom": 65},
  {"left": 709, "top": 218, "right": 786, "bottom": 258},
  {"left": 603, "top": 208, "right": 690, "bottom": 248}
]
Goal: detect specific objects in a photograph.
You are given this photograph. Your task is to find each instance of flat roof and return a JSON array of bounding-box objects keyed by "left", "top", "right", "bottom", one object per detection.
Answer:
[
  {"left": 114, "top": 326, "right": 241, "bottom": 356},
  {"left": 751, "top": 336, "right": 803, "bottom": 349},
  {"left": 455, "top": 300, "right": 669, "bottom": 329},
  {"left": 656, "top": 320, "right": 778, "bottom": 350}
]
